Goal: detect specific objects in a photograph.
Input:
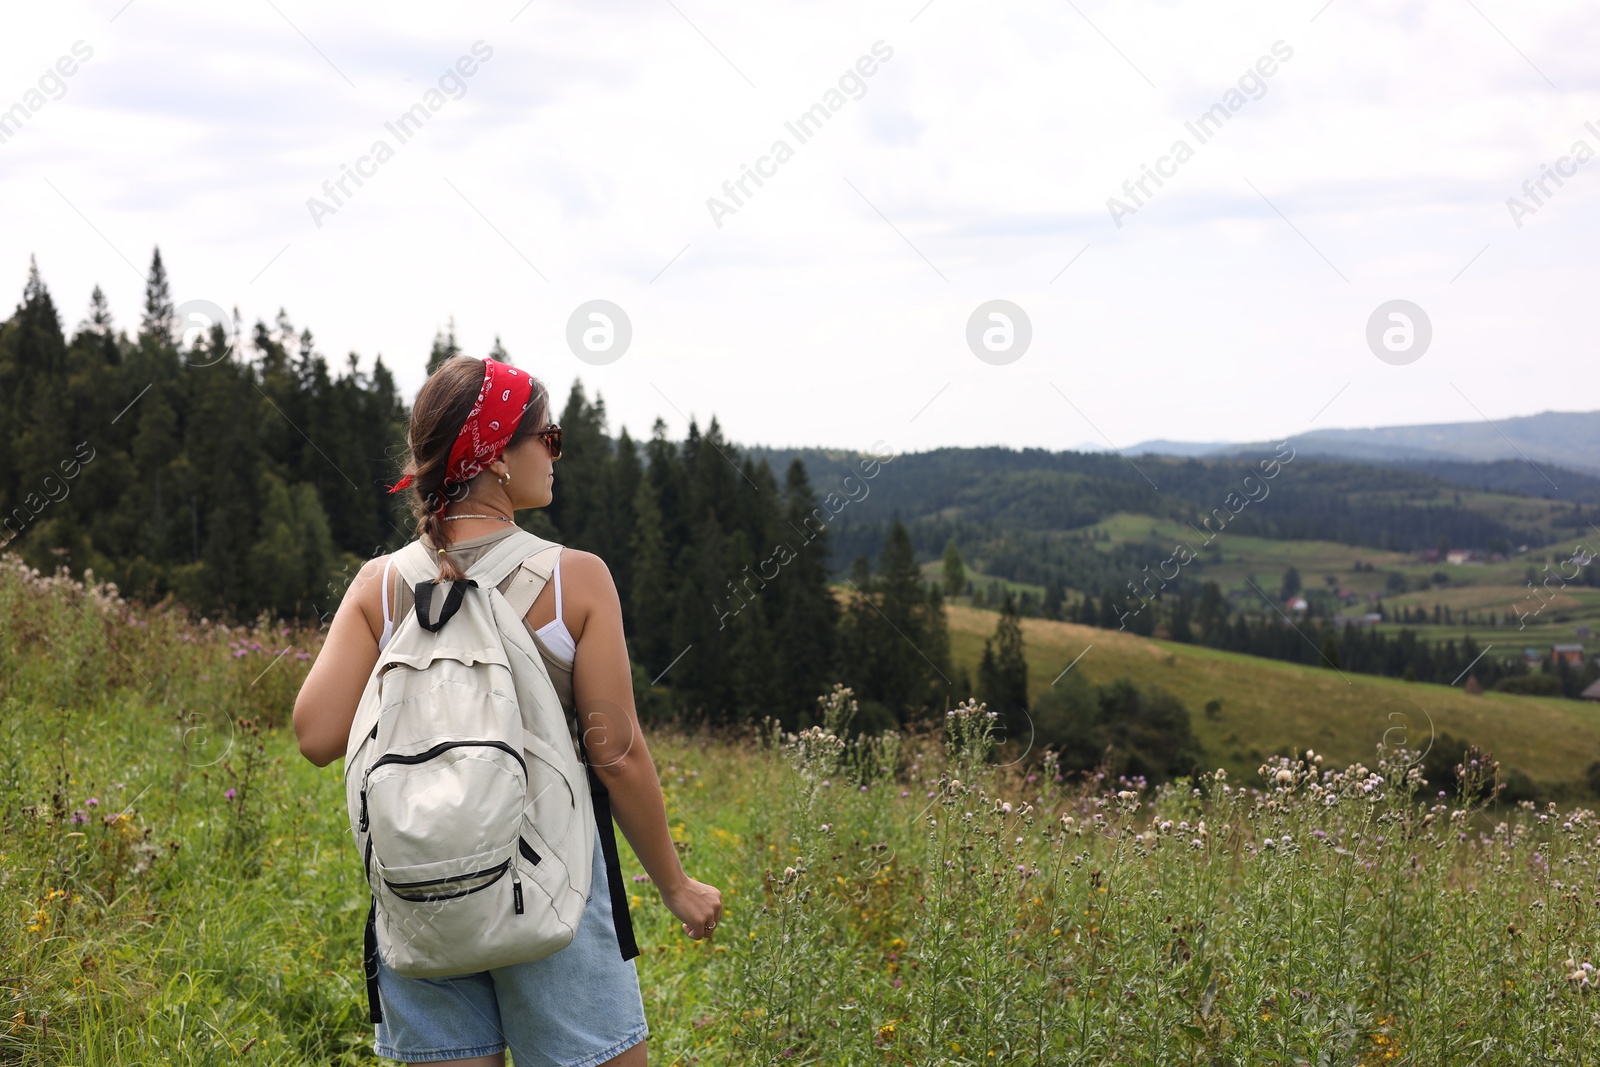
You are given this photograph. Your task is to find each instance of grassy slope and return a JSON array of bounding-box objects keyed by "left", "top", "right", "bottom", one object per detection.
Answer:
[{"left": 943, "top": 603, "right": 1600, "bottom": 791}]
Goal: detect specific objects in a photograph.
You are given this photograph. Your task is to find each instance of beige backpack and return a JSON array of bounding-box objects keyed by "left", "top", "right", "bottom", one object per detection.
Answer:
[{"left": 343, "top": 530, "right": 595, "bottom": 1022}]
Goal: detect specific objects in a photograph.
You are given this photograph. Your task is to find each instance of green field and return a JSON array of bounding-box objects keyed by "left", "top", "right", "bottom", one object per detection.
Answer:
[
  {"left": 7, "top": 559, "right": 1600, "bottom": 1064},
  {"left": 972, "top": 511, "right": 1600, "bottom": 656}
]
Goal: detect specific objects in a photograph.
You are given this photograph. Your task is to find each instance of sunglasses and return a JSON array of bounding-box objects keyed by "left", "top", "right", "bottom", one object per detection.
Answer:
[{"left": 533, "top": 425, "right": 563, "bottom": 460}]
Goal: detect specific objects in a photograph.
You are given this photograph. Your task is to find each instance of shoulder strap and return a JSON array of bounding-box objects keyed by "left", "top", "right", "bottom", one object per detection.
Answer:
[
  {"left": 466, "top": 528, "right": 552, "bottom": 587},
  {"left": 389, "top": 540, "right": 438, "bottom": 589},
  {"left": 501, "top": 544, "right": 562, "bottom": 619},
  {"left": 387, "top": 532, "right": 561, "bottom": 627}
]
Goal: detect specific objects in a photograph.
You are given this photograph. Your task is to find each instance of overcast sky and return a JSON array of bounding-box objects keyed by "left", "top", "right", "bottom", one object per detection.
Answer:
[{"left": 2, "top": 0, "right": 1593, "bottom": 455}]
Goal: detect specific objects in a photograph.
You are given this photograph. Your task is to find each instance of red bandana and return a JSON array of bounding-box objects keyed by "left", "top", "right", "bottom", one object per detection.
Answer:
[{"left": 391, "top": 357, "right": 535, "bottom": 508}]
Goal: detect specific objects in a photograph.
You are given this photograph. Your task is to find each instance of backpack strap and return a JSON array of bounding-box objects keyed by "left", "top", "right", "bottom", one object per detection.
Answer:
[
  {"left": 389, "top": 539, "right": 441, "bottom": 589},
  {"left": 364, "top": 897, "right": 384, "bottom": 1023},
  {"left": 501, "top": 545, "right": 562, "bottom": 620},
  {"left": 465, "top": 527, "right": 552, "bottom": 587}
]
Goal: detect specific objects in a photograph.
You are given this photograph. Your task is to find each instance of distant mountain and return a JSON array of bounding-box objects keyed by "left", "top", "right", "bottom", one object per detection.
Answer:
[{"left": 1125, "top": 410, "right": 1600, "bottom": 478}]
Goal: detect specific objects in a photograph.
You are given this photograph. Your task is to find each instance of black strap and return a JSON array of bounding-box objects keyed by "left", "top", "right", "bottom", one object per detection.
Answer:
[
  {"left": 412, "top": 578, "right": 477, "bottom": 632},
  {"left": 364, "top": 896, "right": 383, "bottom": 1023},
  {"left": 576, "top": 729, "right": 640, "bottom": 961}
]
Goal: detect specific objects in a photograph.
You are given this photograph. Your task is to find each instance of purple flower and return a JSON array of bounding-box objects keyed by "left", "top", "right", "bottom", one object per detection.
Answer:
[
  {"left": 70, "top": 810, "right": 88, "bottom": 825},
  {"left": 86, "top": 797, "right": 99, "bottom": 807},
  {"left": 224, "top": 788, "right": 237, "bottom": 800},
  {"left": 892, "top": 978, "right": 902, "bottom": 988},
  {"left": 901, "top": 790, "right": 910, "bottom": 798}
]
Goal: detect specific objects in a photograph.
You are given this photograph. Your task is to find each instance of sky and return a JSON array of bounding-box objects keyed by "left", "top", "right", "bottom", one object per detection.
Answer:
[{"left": 1, "top": 0, "right": 1594, "bottom": 456}]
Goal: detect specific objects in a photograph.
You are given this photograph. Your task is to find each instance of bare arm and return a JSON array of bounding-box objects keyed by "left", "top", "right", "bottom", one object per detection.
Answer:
[
  {"left": 293, "top": 556, "right": 387, "bottom": 767},
  {"left": 565, "top": 550, "right": 724, "bottom": 938}
]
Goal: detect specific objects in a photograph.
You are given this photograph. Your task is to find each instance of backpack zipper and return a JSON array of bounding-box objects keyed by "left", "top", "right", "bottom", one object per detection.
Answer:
[
  {"left": 512, "top": 874, "right": 524, "bottom": 914},
  {"left": 368, "top": 739, "right": 527, "bottom": 777},
  {"left": 385, "top": 857, "right": 511, "bottom": 902}
]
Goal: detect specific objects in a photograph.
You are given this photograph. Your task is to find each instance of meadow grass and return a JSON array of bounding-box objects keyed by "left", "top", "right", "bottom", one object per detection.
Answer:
[{"left": 4, "top": 556, "right": 1600, "bottom": 1065}]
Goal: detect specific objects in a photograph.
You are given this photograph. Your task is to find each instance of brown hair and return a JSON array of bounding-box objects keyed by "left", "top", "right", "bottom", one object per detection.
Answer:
[{"left": 398, "top": 355, "right": 550, "bottom": 581}]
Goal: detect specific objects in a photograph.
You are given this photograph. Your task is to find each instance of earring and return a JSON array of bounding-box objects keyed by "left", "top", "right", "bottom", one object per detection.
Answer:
[{"left": 497, "top": 470, "right": 510, "bottom": 487}]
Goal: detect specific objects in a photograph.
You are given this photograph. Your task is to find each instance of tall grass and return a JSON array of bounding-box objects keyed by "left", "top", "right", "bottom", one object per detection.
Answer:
[{"left": 2, "top": 555, "right": 1597, "bottom": 1065}]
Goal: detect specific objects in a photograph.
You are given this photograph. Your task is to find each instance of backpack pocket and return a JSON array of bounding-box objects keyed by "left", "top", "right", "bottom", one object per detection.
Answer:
[{"left": 363, "top": 739, "right": 526, "bottom": 879}]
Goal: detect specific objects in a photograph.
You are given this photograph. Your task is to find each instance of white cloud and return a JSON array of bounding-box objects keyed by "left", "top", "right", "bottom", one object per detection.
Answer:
[{"left": 0, "top": 0, "right": 1594, "bottom": 460}]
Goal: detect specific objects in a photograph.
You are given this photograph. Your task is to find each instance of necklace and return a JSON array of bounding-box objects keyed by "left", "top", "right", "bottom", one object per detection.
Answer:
[{"left": 443, "top": 513, "right": 514, "bottom": 524}]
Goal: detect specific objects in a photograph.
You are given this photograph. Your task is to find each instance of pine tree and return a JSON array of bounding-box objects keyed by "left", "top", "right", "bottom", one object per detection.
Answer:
[
  {"left": 426, "top": 317, "right": 461, "bottom": 373},
  {"left": 1280, "top": 566, "right": 1302, "bottom": 601},
  {"left": 1043, "top": 578, "right": 1064, "bottom": 620},
  {"left": 547, "top": 381, "right": 612, "bottom": 548},
  {"left": 628, "top": 474, "right": 672, "bottom": 674},
  {"left": 941, "top": 538, "right": 966, "bottom": 596},
  {"left": 771, "top": 459, "right": 839, "bottom": 728},
  {"left": 140, "top": 248, "right": 174, "bottom": 343},
  {"left": 978, "top": 592, "right": 1029, "bottom": 743},
  {"left": 669, "top": 509, "right": 737, "bottom": 724},
  {"left": 608, "top": 429, "right": 642, "bottom": 620}
]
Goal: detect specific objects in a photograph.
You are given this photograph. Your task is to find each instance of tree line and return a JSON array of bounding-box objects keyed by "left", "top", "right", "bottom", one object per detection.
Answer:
[
  {"left": 0, "top": 252, "right": 1060, "bottom": 733},
  {"left": 1057, "top": 577, "right": 1600, "bottom": 699}
]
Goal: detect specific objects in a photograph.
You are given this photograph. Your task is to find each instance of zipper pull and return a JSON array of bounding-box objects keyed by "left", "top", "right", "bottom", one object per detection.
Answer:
[
  {"left": 358, "top": 790, "right": 369, "bottom": 832},
  {"left": 512, "top": 875, "right": 525, "bottom": 915}
]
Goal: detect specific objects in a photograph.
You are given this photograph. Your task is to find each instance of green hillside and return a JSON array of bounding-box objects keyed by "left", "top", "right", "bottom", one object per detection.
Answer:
[{"left": 944, "top": 603, "right": 1600, "bottom": 795}]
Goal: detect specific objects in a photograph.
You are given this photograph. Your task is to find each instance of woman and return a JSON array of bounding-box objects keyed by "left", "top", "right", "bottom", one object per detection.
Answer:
[{"left": 293, "top": 355, "right": 722, "bottom": 1067}]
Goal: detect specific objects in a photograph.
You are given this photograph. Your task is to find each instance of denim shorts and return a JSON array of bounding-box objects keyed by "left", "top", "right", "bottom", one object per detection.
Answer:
[{"left": 372, "top": 820, "right": 649, "bottom": 1065}]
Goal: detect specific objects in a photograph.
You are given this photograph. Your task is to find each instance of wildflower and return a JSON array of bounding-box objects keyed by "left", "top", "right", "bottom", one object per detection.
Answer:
[
  {"left": 820, "top": 824, "right": 831, "bottom": 833},
  {"left": 69, "top": 810, "right": 88, "bottom": 825},
  {"left": 224, "top": 788, "right": 237, "bottom": 800},
  {"left": 86, "top": 798, "right": 99, "bottom": 808},
  {"left": 1000, "top": 802, "right": 1012, "bottom": 814},
  {"left": 901, "top": 790, "right": 910, "bottom": 798},
  {"left": 1275, "top": 769, "right": 1294, "bottom": 785}
]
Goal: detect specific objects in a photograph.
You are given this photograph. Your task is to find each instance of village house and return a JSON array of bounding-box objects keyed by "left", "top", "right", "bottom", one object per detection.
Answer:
[{"left": 1552, "top": 643, "right": 1586, "bottom": 667}]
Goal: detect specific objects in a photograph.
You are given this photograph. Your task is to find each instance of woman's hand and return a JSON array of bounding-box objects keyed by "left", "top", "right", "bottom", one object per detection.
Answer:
[{"left": 660, "top": 876, "right": 723, "bottom": 940}]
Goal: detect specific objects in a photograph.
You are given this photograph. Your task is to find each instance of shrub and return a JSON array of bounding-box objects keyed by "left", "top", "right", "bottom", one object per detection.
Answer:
[
  {"left": 1029, "top": 673, "right": 1200, "bottom": 783},
  {"left": 1494, "top": 673, "right": 1563, "bottom": 697}
]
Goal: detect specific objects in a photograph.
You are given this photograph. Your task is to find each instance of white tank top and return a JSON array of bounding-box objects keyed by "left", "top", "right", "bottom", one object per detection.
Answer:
[{"left": 377, "top": 551, "right": 577, "bottom": 666}]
